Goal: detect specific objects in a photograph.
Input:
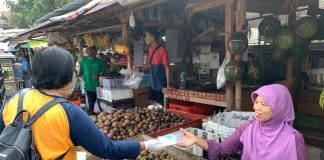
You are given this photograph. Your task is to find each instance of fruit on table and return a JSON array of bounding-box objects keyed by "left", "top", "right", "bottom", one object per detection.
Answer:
[
  {"left": 94, "top": 108, "right": 188, "bottom": 140},
  {"left": 137, "top": 150, "right": 175, "bottom": 160}
]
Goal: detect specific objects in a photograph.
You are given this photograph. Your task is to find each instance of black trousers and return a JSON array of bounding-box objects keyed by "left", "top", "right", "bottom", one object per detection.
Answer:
[
  {"left": 86, "top": 91, "right": 97, "bottom": 113},
  {"left": 148, "top": 88, "right": 164, "bottom": 104}
]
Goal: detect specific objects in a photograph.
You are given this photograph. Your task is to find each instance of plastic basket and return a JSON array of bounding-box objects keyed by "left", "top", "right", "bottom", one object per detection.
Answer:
[
  {"left": 194, "top": 103, "right": 214, "bottom": 116},
  {"left": 70, "top": 100, "right": 81, "bottom": 106},
  {"left": 169, "top": 101, "right": 196, "bottom": 113},
  {"left": 102, "top": 78, "right": 125, "bottom": 90},
  {"left": 97, "top": 88, "right": 133, "bottom": 102},
  {"left": 148, "top": 110, "right": 204, "bottom": 137},
  {"left": 169, "top": 102, "right": 214, "bottom": 116},
  {"left": 172, "top": 128, "right": 220, "bottom": 157}
]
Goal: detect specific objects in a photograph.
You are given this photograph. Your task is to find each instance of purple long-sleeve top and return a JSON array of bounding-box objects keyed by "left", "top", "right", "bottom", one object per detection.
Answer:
[{"left": 207, "top": 123, "right": 308, "bottom": 160}]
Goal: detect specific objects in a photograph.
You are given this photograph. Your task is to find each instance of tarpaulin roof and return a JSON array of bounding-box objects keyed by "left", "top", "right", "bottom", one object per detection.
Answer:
[
  {"left": 85, "top": 0, "right": 119, "bottom": 15},
  {"left": 50, "top": 0, "right": 104, "bottom": 21},
  {"left": 9, "top": 0, "right": 108, "bottom": 42},
  {"left": 35, "top": 0, "right": 92, "bottom": 25}
]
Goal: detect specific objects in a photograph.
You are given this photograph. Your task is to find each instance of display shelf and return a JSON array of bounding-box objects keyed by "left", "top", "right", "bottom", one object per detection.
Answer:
[{"left": 162, "top": 88, "right": 227, "bottom": 108}]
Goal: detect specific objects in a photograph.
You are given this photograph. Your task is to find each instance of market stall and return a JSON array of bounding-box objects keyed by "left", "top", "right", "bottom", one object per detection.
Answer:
[{"left": 7, "top": 0, "right": 324, "bottom": 159}]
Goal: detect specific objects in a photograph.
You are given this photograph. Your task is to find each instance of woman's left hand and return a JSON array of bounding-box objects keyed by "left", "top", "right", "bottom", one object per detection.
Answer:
[{"left": 177, "top": 128, "right": 197, "bottom": 148}]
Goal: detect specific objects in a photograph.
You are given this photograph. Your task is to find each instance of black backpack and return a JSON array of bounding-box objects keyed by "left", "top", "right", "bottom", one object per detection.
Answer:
[{"left": 0, "top": 89, "right": 68, "bottom": 160}]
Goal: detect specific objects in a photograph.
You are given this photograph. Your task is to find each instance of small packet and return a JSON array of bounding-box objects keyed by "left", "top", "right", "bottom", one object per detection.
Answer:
[{"left": 157, "top": 133, "right": 183, "bottom": 145}]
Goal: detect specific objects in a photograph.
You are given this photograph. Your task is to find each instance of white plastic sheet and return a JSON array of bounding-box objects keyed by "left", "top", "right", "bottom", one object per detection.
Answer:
[{"left": 211, "top": 111, "right": 255, "bottom": 129}]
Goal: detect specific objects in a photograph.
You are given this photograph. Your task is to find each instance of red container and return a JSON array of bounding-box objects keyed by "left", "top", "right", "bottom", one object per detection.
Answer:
[
  {"left": 169, "top": 102, "right": 195, "bottom": 113},
  {"left": 194, "top": 103, "right": 215, "bottom": 116},
  {"left": 169, "top": 102, "right": 214, "bottom": 116},
  {"left": 70, "top": 100, "right": 81, "bottom": 106},
  {"left": 148, "top": 109, "right": 204, "bottom": 137}
]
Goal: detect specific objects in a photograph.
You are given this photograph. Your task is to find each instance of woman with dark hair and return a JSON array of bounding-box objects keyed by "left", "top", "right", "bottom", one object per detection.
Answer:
[
  {"left": 144, "top": 28, "right": 171, "bottom": 106},
  {"left": 0, "top": 46, "right": 162, "bottom": 160}
]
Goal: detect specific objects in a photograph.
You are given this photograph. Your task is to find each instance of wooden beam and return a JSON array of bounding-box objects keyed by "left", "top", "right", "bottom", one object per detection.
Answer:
[
  {"left": 286, "top": 0, "right": 297, "bottom": 79},
  {"left": 225, "top": 0, "right": 235, "bottom": 111},
  {"left": 234, "top": 0, "right": 247, "bottom": 111},
  {"left": 72, "top": 24, "right": 125, "bottom": 35},
  {"left": 186, "top": 0, "right": 225, "bottom": 14}
]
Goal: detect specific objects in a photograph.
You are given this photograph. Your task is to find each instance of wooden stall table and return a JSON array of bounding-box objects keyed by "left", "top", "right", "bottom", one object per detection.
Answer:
[
  {"left": 132, "top": 87, "right": 150, "bottom": 108},
  {"left": 162, "top": 88, "right": 227, "bottom": 109}
]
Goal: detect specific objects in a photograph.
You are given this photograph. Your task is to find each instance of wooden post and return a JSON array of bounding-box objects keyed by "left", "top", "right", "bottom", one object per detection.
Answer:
[
  {"left": 235, "top": 0, "right": 247, "bottom": 111},
  {"left": 286, "top": 0, "right": 297, "bottom": 79},
  {"left": 225, "top": 0, "right": 234, "bottom": 111}
]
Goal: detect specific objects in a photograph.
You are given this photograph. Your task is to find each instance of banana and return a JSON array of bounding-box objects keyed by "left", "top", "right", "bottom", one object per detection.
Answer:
[
  {"left": 83, "top": 34, "right": 95, "bottom": 47},
  {"left": 319, "top": 90, "right": 324, "bottom": 110}
]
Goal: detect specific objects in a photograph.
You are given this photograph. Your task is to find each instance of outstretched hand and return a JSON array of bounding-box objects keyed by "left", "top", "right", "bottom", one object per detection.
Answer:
[{"left": 176, "top": 128, "right": 197, "bottom": 148}]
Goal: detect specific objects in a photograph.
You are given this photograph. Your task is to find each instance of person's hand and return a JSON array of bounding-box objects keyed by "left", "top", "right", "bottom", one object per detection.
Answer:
[
  {"left": 143, "top": 139, "right": 165, "bottom": 151},
  {"left": 99, "top": 76, "right": 103, "bottom": 85},
  {"left": 167, "top": 84, "right": 176, "bottom": 91},
  {"left": 177, "top": 128, "right": 197, "bottom": 148}
]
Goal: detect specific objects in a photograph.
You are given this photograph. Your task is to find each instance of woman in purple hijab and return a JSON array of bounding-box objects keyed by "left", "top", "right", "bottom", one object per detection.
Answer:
[{"left": 179, "top": 84, "right": 308, "bottom": 160}]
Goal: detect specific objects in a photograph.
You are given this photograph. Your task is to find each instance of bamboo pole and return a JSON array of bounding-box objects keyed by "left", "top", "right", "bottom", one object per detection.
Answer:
[
  {"left": 225, "top": 0, "right": 235, "bottom": 111},
  {"left": 286, "top": 0, "right": 297, "bottom": 79},
  {"left": 235, "top": 0, "right": 247, "bottom": 111}
]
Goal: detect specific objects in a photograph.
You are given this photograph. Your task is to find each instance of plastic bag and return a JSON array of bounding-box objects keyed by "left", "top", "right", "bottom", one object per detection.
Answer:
[
  {"left": 217, "top": 52, "right": 229, "bottom": 89},
  {"left": 94, "top": 100, "right": 113, "bottom": 113},
  {"left": 148, "top": 103, "right": 163, "bottom": 110},
  {"left": 202, "top": 121, "right": 236, "bottom": 142},
  {"left": 211, "top": 111, "right": 255, "bottom": 129},
  {"left": 123, "top": 71, "right": 144, "bottom": 89}
]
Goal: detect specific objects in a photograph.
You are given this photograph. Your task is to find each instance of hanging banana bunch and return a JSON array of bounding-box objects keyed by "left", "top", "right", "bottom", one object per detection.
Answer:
[
  {"left": 95, "top": 36, "right": 103, "bottom": 48},
  {"left": 319, "top": 90, "right": 324, "bottom": 110},
  {"left": 83, "top": 34, "right": 95, "bottom": 47},
  {"left": 102, "top": 35, "right": 111, "bottom": 49}
]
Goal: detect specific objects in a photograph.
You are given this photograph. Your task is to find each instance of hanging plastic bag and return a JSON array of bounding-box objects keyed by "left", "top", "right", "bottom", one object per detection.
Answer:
[
  {"left": 217, "top": 51, "right": 229, "bottom": 89},
  {"left": 123, "top": 71, "right": 144, "bottom": 89},
  {"left": 94, "top": 100, "right": 114, "bottom": 113}
]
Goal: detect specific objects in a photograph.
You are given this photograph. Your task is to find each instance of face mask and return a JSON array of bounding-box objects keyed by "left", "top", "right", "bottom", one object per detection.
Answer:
[{"left": 66, "top": 73, "right": 77, "bottom": 98}]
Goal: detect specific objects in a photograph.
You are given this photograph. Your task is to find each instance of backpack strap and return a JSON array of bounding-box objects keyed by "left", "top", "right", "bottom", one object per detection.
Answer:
[
  {"left": 149, "top": 45, "right": 161, "bottom": 65},
  {"left": 16, "top": 88, "right": 31, "bottom": 122},
  {"left": 27, "top": 98, "right": 67, "bottom": 126}
]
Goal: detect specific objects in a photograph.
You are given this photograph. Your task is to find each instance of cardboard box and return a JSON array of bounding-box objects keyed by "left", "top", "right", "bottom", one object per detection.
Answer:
[
  {"left": 194, "top": 63, "right": 210, "bottom": 69},
  {"left": 199, "top": 53, "right": 210, "bottom": 63},
  {"left": 197, "top": 68, "right": 210, "bottom": 74},
  {"left": 210, "top": 61, "right": 220, "bottom": 69},
  {"left": 210, "top": 52, "right": 220, "bottom": 61},
  {"left": 200, "top": 45, "right": 211, "bottom": 53}
]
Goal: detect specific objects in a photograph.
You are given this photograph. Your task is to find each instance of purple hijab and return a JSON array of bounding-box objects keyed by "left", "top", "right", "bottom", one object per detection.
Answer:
[{"left": 239, "top": 84, "right": 298, "bottom": 160}]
